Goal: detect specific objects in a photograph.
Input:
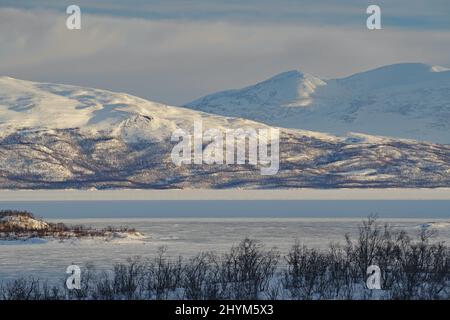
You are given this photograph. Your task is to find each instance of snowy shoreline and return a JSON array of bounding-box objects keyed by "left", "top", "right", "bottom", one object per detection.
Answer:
[
  {"left": 0, "top": 210, "right": 146, "bottom": 244},
  {"left": 0, "top": 188, "right": 450, "bottom": 201}
]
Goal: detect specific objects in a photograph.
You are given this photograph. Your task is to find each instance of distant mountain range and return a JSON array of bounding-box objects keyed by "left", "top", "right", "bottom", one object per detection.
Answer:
[
  {"left": 0, "top": 64, "right": 449, "bottom": 189},
  {"left": 185, "top": 63, "right": 450, "bottom": 144}
]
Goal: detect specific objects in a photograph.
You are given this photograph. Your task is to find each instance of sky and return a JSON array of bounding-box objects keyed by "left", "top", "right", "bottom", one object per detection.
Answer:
[{"left": 1, "top": 0, "right": 450, "bottom": 105}]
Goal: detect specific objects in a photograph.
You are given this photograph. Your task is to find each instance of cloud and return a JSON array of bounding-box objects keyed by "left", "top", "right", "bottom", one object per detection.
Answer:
[
  {"left": 4, "top": 1, "right": 450, "bottom": 29},
  {"left": 1, "top": 7, "right": 450, "bottom": 105}
]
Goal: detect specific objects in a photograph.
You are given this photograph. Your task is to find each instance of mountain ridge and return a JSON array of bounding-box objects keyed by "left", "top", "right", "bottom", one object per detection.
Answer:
[
  {"left": 185, "top": 63, "right": 450, "bottom": 144},
  {"left": 0, "top": 75, "right": 449, "bottom": 189}
]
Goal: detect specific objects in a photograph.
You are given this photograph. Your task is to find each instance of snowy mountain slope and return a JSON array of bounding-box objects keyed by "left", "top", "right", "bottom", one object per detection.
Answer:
[
  {"left": 185, "top": 63, "right": 450, "bottom": 144},
  {"left": 0, "top": 76, "right": 269, "bottom": 143},
  {"left": 0, "top": 76, "right": 449, "bottom": 189}
]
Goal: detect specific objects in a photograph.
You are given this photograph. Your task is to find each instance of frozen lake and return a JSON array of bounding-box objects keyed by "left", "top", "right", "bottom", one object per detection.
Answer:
[{"left": 1, "top": 216, "right": 449, "bottom": 282}]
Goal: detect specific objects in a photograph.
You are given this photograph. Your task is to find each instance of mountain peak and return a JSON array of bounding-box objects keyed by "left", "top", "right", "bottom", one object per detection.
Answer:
[
  {"left": 261, "top": 69, "right": 324, "bottom": 84},
  {"left": 185, "top": 63, "right": 450, "bottom": 143},
  {"left": 338, "top": 62, "right": 450, "bottom": 89},
  {"left": 186, "top": 69, "right": 326, "bottom": 111}
]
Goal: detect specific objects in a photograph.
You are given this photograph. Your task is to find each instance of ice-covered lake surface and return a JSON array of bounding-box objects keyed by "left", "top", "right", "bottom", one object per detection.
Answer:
[{"left": 1, "top": 215, "right": 449, "bottom": 282}]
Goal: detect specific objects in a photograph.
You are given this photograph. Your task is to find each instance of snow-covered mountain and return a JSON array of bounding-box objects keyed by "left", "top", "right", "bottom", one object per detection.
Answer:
[
  {"left": 0, "top": 76, "right": 266, "bottom": 143},
  {"left": 185, "top": 63, "right": 450, "bottom": 144},
  {"left": 0, "top": 76, "right": 449, "bottom": 189}
]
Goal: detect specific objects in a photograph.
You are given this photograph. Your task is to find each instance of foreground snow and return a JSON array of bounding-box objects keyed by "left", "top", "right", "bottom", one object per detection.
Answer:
[{"left": 0, "top": 232, "right": 147, "bottom": 245}]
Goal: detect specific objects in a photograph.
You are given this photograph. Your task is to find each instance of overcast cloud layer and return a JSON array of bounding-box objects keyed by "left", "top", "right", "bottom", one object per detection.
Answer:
[{"left": 1, "top": 1, "right": 450, "bottom": 105}]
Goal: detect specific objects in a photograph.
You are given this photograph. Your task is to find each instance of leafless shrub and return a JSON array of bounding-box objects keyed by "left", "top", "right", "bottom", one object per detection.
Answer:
[
  {"left": 146, "top": 247, "right": 183, "bottom": 300},
  {"left": 0, "top": 277, "right": 62, "bottom": 300},
  {"left": 182, "top": 252, "right": 221, "bottom": 300},
  {"left": 282, "top": 243, "right": 329, "bottom": 299},
  {"left": 0, "top": 210, "right": 34, "bottom": 219},
  {"left": 218, "top": 238, "right": 279, "bottom": 299},
  {"left": 0, "top": 218, "right": 448, "bottom": 300},
  {"left": 388, "top": 227, "right": 449, "bottom": 299},
  {"left": 282, "top": 215, "right": 449, "bottom": 300}
]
